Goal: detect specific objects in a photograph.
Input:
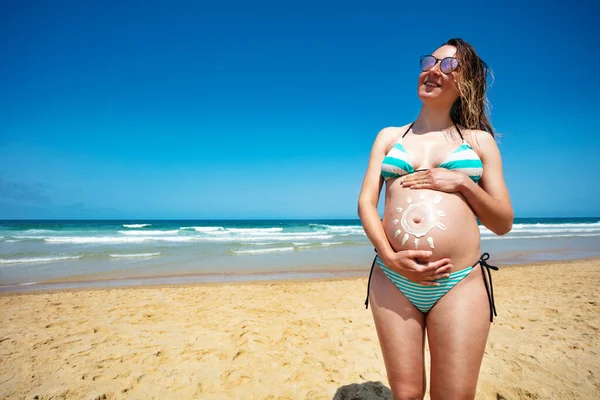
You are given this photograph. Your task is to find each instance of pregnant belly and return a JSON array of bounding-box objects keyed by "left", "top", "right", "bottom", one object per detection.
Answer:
[{"left": 382, "top": 187, "right": 481, "bottom": 269}]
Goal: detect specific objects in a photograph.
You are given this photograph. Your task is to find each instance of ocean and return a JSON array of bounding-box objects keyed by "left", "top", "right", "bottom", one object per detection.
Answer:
[{"left": 1, "top": 218, "right": 599, "bottom": 292}]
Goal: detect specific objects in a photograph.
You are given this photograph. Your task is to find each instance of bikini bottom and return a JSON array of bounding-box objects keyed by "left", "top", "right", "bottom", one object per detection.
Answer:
[{"left": 364, "top": 251, "right": 498, "bottom": 322}]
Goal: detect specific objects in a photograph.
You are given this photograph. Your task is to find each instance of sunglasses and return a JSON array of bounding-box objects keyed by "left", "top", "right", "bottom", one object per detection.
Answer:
[{"left": 420, "top": 55, "right": 459, "bottom": 74}]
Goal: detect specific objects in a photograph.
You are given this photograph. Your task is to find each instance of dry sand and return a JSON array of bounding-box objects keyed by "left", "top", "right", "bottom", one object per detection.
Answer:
[{"left": 1, "top": 258, "right": 599, "bottom": 399}]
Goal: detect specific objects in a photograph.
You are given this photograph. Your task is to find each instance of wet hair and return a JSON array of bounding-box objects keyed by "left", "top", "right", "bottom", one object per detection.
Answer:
[{"left": 446, "top": 38, "right": 495, "bottom": 137}]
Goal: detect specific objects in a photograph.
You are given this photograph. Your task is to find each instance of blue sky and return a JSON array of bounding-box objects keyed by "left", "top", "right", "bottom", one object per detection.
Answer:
[{"left": 1, "top": 0, "right": 598, "bottom": 219}]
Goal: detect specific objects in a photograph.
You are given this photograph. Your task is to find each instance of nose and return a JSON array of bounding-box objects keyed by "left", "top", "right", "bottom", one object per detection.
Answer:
[
  {"left": 429, "top": 60, "right": 443, "bottom": 75},
  {"left": 425, "top": 68, "right": 442, "bottom": 82}
]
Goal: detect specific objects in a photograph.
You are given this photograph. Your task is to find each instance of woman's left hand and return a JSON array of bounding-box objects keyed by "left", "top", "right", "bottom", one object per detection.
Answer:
[{"left": 399, "top": 168, "right": 468, "bottom": 193}]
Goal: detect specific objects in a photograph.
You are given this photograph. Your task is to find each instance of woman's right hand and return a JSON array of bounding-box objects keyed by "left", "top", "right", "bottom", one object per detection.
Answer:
[{"left": 380, "top": 250, "right": 453, "bottom": 286}]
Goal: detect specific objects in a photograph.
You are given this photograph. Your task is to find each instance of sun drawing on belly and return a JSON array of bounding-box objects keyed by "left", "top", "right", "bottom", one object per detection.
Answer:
[{"left": 392, "top": 193, "right": 447, "bottom": 249}]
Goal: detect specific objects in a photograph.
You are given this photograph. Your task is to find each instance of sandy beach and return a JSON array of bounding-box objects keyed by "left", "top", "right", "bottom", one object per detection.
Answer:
[{"left": 1, "top": 258, "right": 599, "bottom": 400}]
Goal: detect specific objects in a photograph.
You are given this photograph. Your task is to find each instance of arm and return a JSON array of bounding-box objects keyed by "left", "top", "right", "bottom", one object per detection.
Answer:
[
  {"left": 399, "top": 130, "right": 514, "bottom": 235},
  {"left": 458, "top": 130, "right": 514, "bottom": 235},
  {"left": 358, "top": 127, "right": 453, "bottom": 283},
  {"left": 357, "top": 127, "right": 396, "bottom": 260}
]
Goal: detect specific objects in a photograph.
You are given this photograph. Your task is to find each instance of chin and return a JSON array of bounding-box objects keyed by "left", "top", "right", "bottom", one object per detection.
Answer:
[
  {"left": 417, "top": 90, "right": 441, "bottom": 102},
  {"left": 418, "top": 87, "right": 455, "bottom": 105}
]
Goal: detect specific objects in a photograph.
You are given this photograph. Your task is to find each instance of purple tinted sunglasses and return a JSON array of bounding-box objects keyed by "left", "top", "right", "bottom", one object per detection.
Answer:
[{"left": 420, "top": 55, "right": 459, "bottom": 74}]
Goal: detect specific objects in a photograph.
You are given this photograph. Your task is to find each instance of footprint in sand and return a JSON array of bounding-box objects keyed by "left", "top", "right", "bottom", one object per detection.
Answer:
[{"left": 542, "top": 308, "right": 559, "bottom": 317}]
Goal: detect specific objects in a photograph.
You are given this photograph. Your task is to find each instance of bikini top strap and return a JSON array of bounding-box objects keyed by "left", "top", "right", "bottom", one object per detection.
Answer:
[
  {"left": 452, "top": 120, "right": 464, "bottom": 140},
  {"left": 403, "top": 121, "right": 463, "bottom": 140},
  {"left": 401, "top": 122, "right": 415, "bottom": 138}
]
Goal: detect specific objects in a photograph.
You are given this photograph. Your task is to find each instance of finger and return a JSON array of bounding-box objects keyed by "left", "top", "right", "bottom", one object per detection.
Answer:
[
  {"left": 421, "top": 262, "right": 453, "bottom": 275},
  {"left": 408, "top": 183, "right": 434, "bottom": 190},
  {"left": 399, "top": 171, "right": 426, "bottom": 184},
  {"left": 407, "top": 171, "right": 428, "bottom": 178},
  {"left": 401, "top": 180, "right": 420, "bottom": 187},
  {"left": 401, "top": 173, "right": 426, "bottom": 182},
  {"left": 434, "top": 265, "right": 453, "bottom": 275},
  {"left": 418, "top": 280, "right": 440, "bottom": 286},
  {"left": 402, "top": 174, "right": 434, "bottom": 188},
  {"left": 421, "top": 273, "right": 450, "bottom": 282},
  {"left": 427, "top": 258, "right": 452, "bottom": 270},
  {"left": 408, "top": 250, "right": 433, "bottom": 261}
]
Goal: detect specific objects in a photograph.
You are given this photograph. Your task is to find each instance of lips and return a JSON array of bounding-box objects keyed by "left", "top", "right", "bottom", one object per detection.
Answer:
[{"left": 424, "top": 81, "right": 441, "bottom": 87}]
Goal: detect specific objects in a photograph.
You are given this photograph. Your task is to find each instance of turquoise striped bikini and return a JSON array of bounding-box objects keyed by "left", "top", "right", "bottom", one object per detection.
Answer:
[
  {"left": 376, "top": 256, "right": 474, "bottom": 313},
  {"left": 365, "top": 122, "right": 498, "bottom": 322},
  {"left": 367, "top": 252, "right": 498, "bottom": 321},
  {"left": 381, "top": 121, "right": 483, "bottom": 183}
]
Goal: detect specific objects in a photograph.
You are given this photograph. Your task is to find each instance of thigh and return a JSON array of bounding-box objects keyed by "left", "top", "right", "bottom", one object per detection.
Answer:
[
  {"left": 426, "top": 265, "right": 491, "bottom": 400},
  {"left": 369, "top": 264, "right": 427, "bottom": 398}
]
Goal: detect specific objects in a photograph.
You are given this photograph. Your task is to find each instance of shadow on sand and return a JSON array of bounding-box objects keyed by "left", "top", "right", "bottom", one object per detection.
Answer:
[{"left": 332, "top": 381, "right": 392, "bottom": 399}]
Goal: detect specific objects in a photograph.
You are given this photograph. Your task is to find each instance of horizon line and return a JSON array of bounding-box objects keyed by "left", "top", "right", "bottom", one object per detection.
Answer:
[{"left": 1, "top": 216, "right": 599, "bottom": 222}]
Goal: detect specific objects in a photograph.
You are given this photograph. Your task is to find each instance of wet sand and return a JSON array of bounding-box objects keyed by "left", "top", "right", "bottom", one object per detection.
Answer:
[{"left": 1, "top": 258, "right": 599, "bottom": 399}]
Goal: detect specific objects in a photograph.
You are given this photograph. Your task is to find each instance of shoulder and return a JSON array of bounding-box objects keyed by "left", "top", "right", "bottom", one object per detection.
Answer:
[
  {"left": 377, "top": 125, "right": 406, "bottom": 138},
  {"left": 464, "top": 129, "right": 498, "bottom": 158},
  {"left": 374, "top": 124, "right": 411, "bottom": 148}
]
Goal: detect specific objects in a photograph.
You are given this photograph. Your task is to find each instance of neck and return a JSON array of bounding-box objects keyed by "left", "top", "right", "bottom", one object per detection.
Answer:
[{"left": 413, "top": 103, "right": 454, "bottom": 132}]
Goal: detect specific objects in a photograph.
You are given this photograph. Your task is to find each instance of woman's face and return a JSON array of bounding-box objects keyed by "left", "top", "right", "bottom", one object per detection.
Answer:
[{"left": 417, "top": 45, "right": 462, "bottom": 106}]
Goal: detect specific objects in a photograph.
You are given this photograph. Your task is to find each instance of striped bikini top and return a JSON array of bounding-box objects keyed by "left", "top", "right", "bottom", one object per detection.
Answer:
[{"left": 381, "top": 122, "right": 483, "bottom": 183}]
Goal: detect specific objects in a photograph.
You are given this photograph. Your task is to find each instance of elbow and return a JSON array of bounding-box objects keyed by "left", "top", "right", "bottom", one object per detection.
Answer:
[
  {"left": 493, "top": 213, "right": 514, "bottom": 236},
  {"left": 494, "top": 223, "right": 512, "bottom": 236},
  {"left": 357, "top": 199, "right": 367, "bottom": 220}
]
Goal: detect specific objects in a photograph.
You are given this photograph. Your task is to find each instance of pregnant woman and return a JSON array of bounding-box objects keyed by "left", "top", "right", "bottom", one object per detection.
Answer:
[{"left": 358, "top": 38, "right": 513, "bottom": 399}]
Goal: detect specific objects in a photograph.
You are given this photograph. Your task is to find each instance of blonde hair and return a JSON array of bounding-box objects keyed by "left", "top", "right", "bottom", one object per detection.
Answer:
[{"left": 446, "top": 38, "right": 495, "bottom": 137}]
